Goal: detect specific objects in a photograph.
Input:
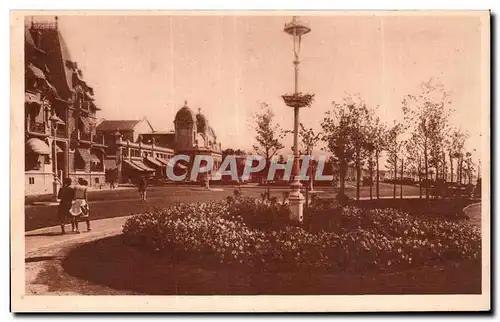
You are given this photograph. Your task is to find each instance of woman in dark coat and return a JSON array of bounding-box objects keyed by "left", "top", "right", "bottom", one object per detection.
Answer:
[{"left": 57, "top": 178, "right": 74, "bottom": 235}]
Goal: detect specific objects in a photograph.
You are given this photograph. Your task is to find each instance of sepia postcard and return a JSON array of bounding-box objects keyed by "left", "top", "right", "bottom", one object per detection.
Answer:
[{"left": 11, "top": 10, "right": 490, "bottom": 312}]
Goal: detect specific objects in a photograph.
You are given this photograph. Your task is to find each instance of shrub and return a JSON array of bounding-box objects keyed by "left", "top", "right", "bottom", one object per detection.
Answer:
[
  {"left": 226, "top": 196, "right": 291, "bottom": 230},
  {"left": 122, "top": 199, "right": 481, "bottom": 273}
]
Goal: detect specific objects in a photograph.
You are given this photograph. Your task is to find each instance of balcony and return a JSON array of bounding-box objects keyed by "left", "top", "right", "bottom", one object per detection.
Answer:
[
  {"left": 93, "top": 134, "right": 106, "bottom": 146},
  {"left": 72, "top": 130, "right": 92, "bottom": 143},
  {"left": 27, "top": 121, "right": 48, "bottom": 136},
  {"left": 80, "top": 131, "right": 92, "bottom": 142}
]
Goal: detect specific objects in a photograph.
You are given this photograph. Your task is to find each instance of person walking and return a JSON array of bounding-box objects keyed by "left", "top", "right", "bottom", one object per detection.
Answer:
[
  {"left": 69, "top": 178, "right": 90, "bottom": 233},
  {"left": 138, "top": 176, "right": 148, "bottom": 202},
  {"left": 57, "top": 178, "right": 74, "bottom": 235}
]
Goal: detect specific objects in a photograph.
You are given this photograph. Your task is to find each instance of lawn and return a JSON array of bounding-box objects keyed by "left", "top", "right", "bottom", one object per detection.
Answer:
[{"left": 59, "top": 235, "right": 481, "bottom": 295}]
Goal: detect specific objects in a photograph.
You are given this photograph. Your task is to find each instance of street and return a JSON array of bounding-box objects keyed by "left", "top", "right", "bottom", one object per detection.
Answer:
[{"left": 25, "top": 183, "right": 422, "bottom": 231}]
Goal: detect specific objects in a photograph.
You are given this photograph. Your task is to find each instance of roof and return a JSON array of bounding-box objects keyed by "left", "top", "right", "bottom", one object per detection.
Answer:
[
  {"left": 29, "top": 27, "right": 74, "bottom": 100},
  {"left": 97, "top": 120, "right": 142, "bottom": 132},
  {"left": 175, "top": 105, "right": 196, "bottom": 124}
]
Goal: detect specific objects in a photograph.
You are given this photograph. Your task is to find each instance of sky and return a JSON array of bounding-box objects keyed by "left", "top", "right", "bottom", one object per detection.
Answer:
[{"left": 30, "top": 13, "right": 485, "bottom": 162}]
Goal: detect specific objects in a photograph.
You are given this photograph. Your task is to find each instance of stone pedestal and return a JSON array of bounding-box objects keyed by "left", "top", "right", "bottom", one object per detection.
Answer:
[
  {"left": 289, "top": 179, "right": 305, "bottom": 222},
  {"left": 288, "top": 190, "right": 305, "bottom": 222}
]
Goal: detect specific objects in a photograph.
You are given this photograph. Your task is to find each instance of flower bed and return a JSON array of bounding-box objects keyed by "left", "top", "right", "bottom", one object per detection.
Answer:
[{"left": 122, "top": 197, "right": 480, "bottom": 273}]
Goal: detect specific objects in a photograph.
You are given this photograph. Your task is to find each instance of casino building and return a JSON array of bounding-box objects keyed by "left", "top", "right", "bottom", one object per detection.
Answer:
[{"left": 98, "top": 102, "right": 223, "bottom": 184}]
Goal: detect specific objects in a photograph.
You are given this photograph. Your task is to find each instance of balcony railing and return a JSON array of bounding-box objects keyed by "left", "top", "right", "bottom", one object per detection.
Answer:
[
  {"left": 28, "top": 121, "right": 47, "bottom": 135},
  {"left": 91, "top": 164, "right": 104, "bottom": 172},
  {"left": 80, "top": 132, "right": 92, "bottom": 142}
]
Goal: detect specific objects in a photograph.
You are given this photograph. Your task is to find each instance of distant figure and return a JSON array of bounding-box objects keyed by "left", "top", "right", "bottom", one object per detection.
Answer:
[
  {"left": 69, "top": 178, "right": 90, "bottom": 233},
  {"left": 110, "top": 179, "right": 115, "bottom": 190},
  {"left": 57, "top": 178, "right": 74, "bottom": 235},
  {"left": 138, "top": 176, "right": 148, "bottom": 201}
]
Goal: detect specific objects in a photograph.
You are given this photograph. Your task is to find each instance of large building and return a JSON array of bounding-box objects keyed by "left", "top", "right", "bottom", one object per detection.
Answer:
[
  {"left": 98, "top": 103, "right": 223, "bottom": 184},
  {"left": 24, "top": 18, "right": 106, "bottom": 195}
]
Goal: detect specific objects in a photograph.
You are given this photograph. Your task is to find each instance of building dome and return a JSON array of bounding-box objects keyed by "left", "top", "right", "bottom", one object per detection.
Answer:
[
  {"left": 174, "top": 102, "right": 196, "bottom": 126},
  {"left": 196, "top": 110, "right": 208, "bottom": 134}
]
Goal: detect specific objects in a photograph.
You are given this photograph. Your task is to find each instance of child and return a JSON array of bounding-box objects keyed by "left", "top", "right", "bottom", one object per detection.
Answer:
[
  {"left": 79, "top": 179, "right": 91, "bottom": 231},
  {"left": 69, "top": 178, "right": 91, "bottom": 232}
]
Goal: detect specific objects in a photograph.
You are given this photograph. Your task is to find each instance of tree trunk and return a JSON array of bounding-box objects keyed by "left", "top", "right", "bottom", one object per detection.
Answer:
[
  {"left": 369, "top": 153, "right": 373, "bottom": 200},
  {"left": 393, "top": 155, "right": 397, "bottom": 200},
  {"left": 376, "top": 149, "right": 380, "bottom": 200},
  {"left": 449, "top": 154, "right": 454, "bottom": 183},
  {"left": 355, "top": 148, "right": 361, "bottom": 201},
  {"left": 339, "top": 158, "right": 346, "bottom": 197},
  {"left": 400, "top": 158, "right": 403, "bottom": 199},
  {"left": 418, "top": 157, "right": 422, "bottom": 199},
  {"left": 424, "top": 140, "right": 429, "bottom": 199}
]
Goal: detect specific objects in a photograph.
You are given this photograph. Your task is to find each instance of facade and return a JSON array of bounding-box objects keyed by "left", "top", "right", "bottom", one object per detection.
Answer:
[
  {"left": 97, "top": 118, "right": 175, "bottom": 184},
  {"left": 98, "top": 103, "right": 223, "bottom": 184},
  {"left": 25, "top": 19, "right": 106, "bottom": 196}
]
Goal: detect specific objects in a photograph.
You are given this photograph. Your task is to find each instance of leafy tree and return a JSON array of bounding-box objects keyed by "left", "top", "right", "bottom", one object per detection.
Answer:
[
  {"left": 321, "top": 96, "right": 357, "bottom": 200},
  {"left": 251, "top": 102, "right": 285, "bottom": 198},
  {"left": 402, "top": 79, "right": 454, "bottom": 198},
  {"left": 385, "top": 122, "right": 404, "bottom": 199}
]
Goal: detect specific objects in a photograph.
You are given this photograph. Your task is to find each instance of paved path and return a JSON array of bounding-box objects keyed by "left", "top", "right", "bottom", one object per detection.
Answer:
[
  {"left": 463, "top": 202, "right": 482, "bottom": 229},
  {"left": 25, "top": 216, "right": 132, "bottom": 257}
]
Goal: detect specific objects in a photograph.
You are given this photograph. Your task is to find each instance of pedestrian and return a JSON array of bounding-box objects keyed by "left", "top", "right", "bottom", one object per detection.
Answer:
[
  {"left": 138, "top": 176, "right": 148, "bottom": 201},
  {"left": 57, "top": 178, "right": 74, "bottom": 235},
  {"left": 69, "top": 178, "right": 90, "bottom": 233},
  {"left": 110, "top": 179, "right": 115, "bottom": 190},
  {"left": 79, "top": 179, "right": 92, "bottom": 231}
]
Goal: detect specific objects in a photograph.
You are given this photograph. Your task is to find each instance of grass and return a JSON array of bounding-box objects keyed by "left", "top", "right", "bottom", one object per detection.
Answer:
[{"left": 60, "top": 235, "right": 481, "bottom": 295}]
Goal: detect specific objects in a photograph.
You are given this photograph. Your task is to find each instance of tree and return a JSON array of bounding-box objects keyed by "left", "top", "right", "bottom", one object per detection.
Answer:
[
  {"left": 447, "top": 128, "right": 469, "bottom": 184},
  {"left": 321, "top": 97, "right": 357, "bottom": 201},
  {"left": 385, "top": 122, "right": 404, "bottom": 199},
  {"left": 251, "top": 102, "right": 285, "bottom": 198},
  {"left": 402, "top": 79, "right": 454, "bottom": 199},
  {"left": 365, "top": 115, "right": 385, "bottom": 200}
]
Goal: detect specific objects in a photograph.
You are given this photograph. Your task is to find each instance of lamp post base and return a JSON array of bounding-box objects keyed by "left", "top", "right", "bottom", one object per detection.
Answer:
[{"left": 288, "top": 190, "right": 305, "bottom": 222}]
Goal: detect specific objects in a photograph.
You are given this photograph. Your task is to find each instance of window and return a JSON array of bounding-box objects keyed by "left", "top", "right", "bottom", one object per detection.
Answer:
[
  {"left": 44, "top": 155, "right": 51, "bottom": 164},
  {"left": 95, "top": 178, "right": 99, "bottom": 184},
  {"left": 29, "top": 177, "right": 35, "bottom": 184}
]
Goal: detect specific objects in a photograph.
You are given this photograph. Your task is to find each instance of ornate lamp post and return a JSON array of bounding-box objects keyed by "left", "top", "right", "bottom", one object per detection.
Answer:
[
  {"left": 282, "top": 16, "right": 314, "bottom": 222},
  {"left": 50, "top": 113, "right": 64, "bottom": 201}
]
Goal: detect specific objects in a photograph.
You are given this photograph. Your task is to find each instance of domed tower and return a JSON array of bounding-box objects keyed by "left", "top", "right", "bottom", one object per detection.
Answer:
[
  {"left": 195, "top": 108, "right": 209, "bottom": 147},
  {"left": 174, "top": 101, "right": 196, "bottom": 149}
]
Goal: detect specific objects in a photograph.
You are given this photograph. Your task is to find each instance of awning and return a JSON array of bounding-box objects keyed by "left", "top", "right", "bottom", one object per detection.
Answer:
[
  {"left": 132, "top": 160, "right": 155, "bottom": 172},
  {"left": 77, "top": 148, "right": 92, "bottom": 163},
  {"left": 103, "top": 159, "right": 118, "bottom": 170},
  {"left": 90, "top": 153, "right": 100, "bottom": 163},
  {"left": 27, "top": 63, "right": 46, "bottom": 79},
  {"left": 123, "top": 160, "right": 145, "bottom": 172},
  {"left": 55, "top": 144, "right": 63, "bottom": 153},
  {"left": 157, "top": 158, "right": 170, "bottom": 166},
  {"left": 26, "top": 138, "right": 50, "bottom": 155},
  {"left": 25, "top": 92, "right": 42, "bottom": 106},
  {"left": 175, "top": 162, "right": 188, "bottom": 170},
  {"left": 145, "top": 156, "right": 163, "bottom": 168}
]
